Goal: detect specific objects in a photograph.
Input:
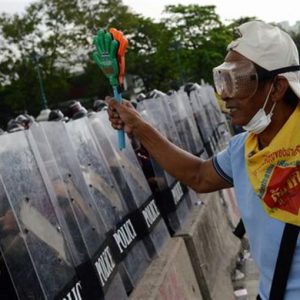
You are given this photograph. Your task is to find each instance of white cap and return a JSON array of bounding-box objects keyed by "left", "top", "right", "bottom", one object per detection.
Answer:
[{"left": 227, "top": 20, "right": 300, "bottom": 98}]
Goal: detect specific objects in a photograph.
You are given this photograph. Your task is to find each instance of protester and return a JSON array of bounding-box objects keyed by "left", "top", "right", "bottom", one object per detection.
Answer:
[{"left": 107, "top": 21, "right": 300, "bottom": 300}]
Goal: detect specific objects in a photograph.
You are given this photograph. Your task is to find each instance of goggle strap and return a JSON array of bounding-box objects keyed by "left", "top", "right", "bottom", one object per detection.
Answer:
[{"left": 268, "top": 65, "right": 300, "bottom": 76}]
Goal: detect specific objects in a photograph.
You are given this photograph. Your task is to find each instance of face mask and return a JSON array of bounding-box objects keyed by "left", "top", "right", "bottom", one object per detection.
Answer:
[{"left": 242, "top": 82, "right": 276, "bottom": 134}]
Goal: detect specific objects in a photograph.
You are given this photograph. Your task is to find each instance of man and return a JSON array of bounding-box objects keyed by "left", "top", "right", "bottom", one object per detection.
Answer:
[{"left": 107, "top": 21, "right": 300, "bottom": 299}]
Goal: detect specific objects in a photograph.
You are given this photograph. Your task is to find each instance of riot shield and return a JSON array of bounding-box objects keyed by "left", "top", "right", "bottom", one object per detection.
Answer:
[
  {"left": 88, "top": 113, "right": 169, "bottom": 257},
  {"left": 136, "top": 98, "right": 194, "bottom": 233},
  {"left": 137, "top": 99, "right": 175, "bottom": 188},
  {"left": 193, "top": 85, "right": 231, "bottom": 152},
  {"left": 202, "top": 87, "right": 222, "bottom": 150},
  {"left": 65, "top": 117, "right": 152, "bottom": 290},
  {"left": 0, "top": 131, "right": 82, "bottom": 299},
  {"left": 139, "top": 97, "right": 182, "bottom": 147},
  {"left": 96, "top": 109, "right": 188, "bottom": 234},
  {"left": 89, "top": 114, "right": 152, "bottom": 208},
  {"left": 206, "top": 85, "right": 227, "bottom": 125},
  {"left": 205, "top": 85, "right": 231, "bottom": 149},
  {"left": 164, "top": 94, "right": 190, "bottom": 152},
  {"left": 37, "top": 122, "right": 106, "bottom": 248},
  {"left": 29, "top": 122, "right": 127, "bottom": 299},
  {"left": 189, "top": 86, "right": 216, "bottom": 156},
  {"left": 65, "top": 118, "right": 128, "bottom": 228},
  {"left": 155, "top": 97, "right": 185, "bottom": 149},
  {"left": 169, "top": 90, "right": 203, "bottom": 156}
]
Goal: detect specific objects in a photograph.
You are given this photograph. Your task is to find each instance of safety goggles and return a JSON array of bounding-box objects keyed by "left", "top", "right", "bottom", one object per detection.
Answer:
[{"left": 213, "top": 61, "right": 258, "bottom": 99}]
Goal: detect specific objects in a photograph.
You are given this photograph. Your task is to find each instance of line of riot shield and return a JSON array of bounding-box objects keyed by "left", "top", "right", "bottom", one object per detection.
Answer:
[
  {"left": 65, "top": 118, "right": 128, "bottom": 228},
  {"left": 88, "top": 112, "right": 169, "bottom": 259},
  {"left": 0, "top": 130, "right": 83, "bottom": 299},
  {"left": 154, "top": 94, "right": 211, "bottom": 211},
  {"left": 64, "top": 116, "right": 155, "bottom": 292},
  {"left": 29, "top": 122, "right": 127, "bottom": 299},
  {"left": 136, "top": 99, "right": 192, "bottom": 234},
  {"left": 41, "top": 117, "right": 157, "bottom": 295}
]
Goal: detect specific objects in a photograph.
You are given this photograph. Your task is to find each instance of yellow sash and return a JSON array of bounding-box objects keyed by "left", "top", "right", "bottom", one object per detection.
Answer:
[{"left": 245, "top": 104, "right": 300, "bottom": 226}]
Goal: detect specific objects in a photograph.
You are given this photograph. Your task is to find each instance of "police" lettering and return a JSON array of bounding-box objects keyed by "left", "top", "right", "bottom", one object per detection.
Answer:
[
  {"left": 171, "top": 182, "right": 184, "bottom": 206},
  {"left": 142, "top": 199, "right": 160, "bottom": 229},
  {"left": 62, "top": 281, "right": 82, "bottom": 300},
  {"left": 113, "top": 219, "right": 137, "bottom": 254},
  {"left": 94, "top": 246, "right": 116, "bottom": 287}
]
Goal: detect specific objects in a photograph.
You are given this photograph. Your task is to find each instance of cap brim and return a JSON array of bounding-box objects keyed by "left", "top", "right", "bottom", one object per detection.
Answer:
[
  {"left": 281, "top": 72, "right": 300, "bottom": 99},
  {"left": 288, "top": 81, "right": 300, "bottom": 99}
]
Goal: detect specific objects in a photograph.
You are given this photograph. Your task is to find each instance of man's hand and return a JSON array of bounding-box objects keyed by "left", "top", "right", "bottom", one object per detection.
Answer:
[{"left": 106, "top": 96, "right": 145, "bottom": 135}]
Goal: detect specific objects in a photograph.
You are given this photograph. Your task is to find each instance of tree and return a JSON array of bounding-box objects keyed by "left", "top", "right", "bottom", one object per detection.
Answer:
[
  {"left": 0, "top": 0, "right": 268, "bottom": 124},
  {"left": 161, "top": 5, "right": 232, "bottom": 84}
]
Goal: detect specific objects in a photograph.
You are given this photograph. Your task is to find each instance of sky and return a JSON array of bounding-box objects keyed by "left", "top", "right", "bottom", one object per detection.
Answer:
[{"left": 0, "top": 0, "right": 299, "bottom": 25}]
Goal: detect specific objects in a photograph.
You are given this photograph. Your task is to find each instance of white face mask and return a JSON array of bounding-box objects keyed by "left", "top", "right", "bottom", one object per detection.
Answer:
[{"left": 242, "top": 83, "right": 276, "bottom": 134}]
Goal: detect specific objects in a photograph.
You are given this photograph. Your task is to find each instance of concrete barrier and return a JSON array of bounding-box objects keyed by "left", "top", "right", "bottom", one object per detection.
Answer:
[
  {"left": 175, "top": 191, "right": 241, "bottom": 300},
  {"left": 129, "top": 237, "right": 202, "bottom": 300}
]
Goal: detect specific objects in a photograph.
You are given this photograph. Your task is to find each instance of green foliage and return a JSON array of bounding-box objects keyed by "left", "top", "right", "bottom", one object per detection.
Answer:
[
  {"left": 161, "top": 5, "right": 233, "bottom": 85},
  {"left": 0, "top": 0, "right": 291, "bottom": 122}
]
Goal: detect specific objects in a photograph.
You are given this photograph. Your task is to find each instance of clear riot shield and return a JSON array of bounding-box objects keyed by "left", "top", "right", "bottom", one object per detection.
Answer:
[
  {"left": 137, "top": 99, "right": 175, "bottom": 188},
  {"left": 205, "top": 85, "right": 231, "bottom": 149},
  {"left": 152, "top": 97, "right": 203, "bottom": 210},
  {"left": 65, "top": 118, "right": 128, "bottom": 228},
  {"left": 140, "top": 97, "right": 183, "bottom": 147},
  {"left": 66, "top": 118, "right": 144, "bottom": 291},
  {"left": 88, "top": 113, "right": 169, "bottom": 258},
  {"left": 164, "top": 94, "right": 190, "bottom": 152},
  {"left": 178, "top": 90, "right": 207, "bottom": 158},
  {"left": 29, "top": 123, "right": 127, "bottom": 299},
  {"left": 159, "top": 98, "right": 185, "bottom": 146},
  {"left": 39, "top": 119, "right": 148, "bottom": 295},
  {"left": 170, "top": 90, "right": 203, "bottom": 156},
  {"left": 189, "top": 86, "right": 216, "bottom": 156},
  {"left": 201, "top": 86, "right": 222, "bottom": 149},
  {"left": 30, "top": 122, "right": 127, "bottom": 299},
  {"left": 206, "top": 85, "right": 227, "bottom": 125},
  {"left": 136, "top": 100, "right": 192, "bottom": 233},
  {"left": 90, "top": 114, "right": 153, "bottom": 208},
  {"left": 0, "top": 131, "right": 82, "bottom": 300},
  {"left": 195, "top": 85, "right": 230, "bottom": 152}
]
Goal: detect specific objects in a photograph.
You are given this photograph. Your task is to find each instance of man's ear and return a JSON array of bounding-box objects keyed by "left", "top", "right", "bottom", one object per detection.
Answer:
[{"left": 271, "top": 76, "right": 289, "bottom": 102}]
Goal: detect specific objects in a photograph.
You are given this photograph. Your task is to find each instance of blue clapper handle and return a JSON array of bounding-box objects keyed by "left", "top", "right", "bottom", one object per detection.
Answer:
[{"left": 113, "top": 86, "right": 126, "bottom": 150}]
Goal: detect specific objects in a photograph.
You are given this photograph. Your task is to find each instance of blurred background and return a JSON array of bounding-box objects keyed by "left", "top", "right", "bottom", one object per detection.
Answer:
[{"left": 0, "top": 0, "right": 299, "bottom": 128}]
